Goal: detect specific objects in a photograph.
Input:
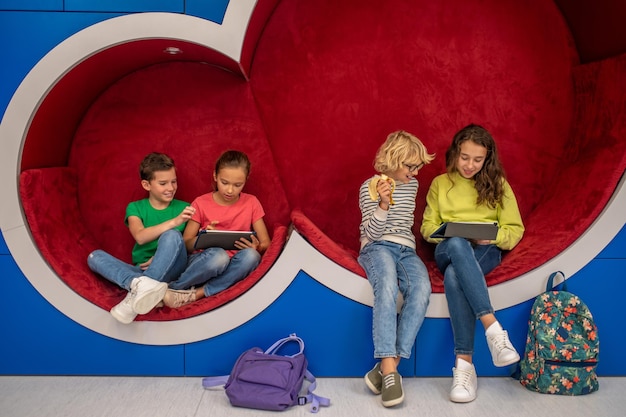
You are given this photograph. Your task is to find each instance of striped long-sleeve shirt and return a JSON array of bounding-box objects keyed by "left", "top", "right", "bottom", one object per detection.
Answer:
[{"left": 359, "top": 176, "right": 419, "bottom": 250}]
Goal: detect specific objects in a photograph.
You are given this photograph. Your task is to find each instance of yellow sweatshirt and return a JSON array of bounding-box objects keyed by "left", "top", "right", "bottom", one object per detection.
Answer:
[{"left": 420, "top": 172, "right": 524, "bottom": 250}]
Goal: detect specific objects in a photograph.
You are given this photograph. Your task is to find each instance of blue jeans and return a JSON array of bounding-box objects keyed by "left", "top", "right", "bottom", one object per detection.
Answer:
[
  {"left": 169, "top": 247, "right": 261, "bottom": 297},
  {"left": 87, "top": 229, "right": 187, "bottom": 290},
  {"left": 434, "top": 237, "right": 501, "bottom": 356},
  {"left": 358, "top": 241, "right": 431, "bottom": 359}
]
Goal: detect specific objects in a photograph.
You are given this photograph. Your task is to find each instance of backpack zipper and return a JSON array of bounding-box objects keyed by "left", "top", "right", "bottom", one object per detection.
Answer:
[{"left": 543, "top": 359, "right": 597, "bottom": 368}]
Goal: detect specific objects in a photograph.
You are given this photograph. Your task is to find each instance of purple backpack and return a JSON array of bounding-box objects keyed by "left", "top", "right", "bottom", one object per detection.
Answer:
[{"left": 203, "top": 334, "right": 330, "bottom": 413}]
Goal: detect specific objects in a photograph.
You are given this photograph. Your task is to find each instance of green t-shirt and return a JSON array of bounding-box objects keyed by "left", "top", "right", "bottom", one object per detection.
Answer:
[{"left": 125, "top": 198, "right": 189, "bottom": 265}]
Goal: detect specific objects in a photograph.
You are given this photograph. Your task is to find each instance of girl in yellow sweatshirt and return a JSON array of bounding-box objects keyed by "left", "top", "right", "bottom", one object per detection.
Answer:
[{"left": 421, "top": 124, "right": 524, "bottom": 403}]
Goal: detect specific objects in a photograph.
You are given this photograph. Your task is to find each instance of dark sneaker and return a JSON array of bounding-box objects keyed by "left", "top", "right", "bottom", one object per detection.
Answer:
[
  {"left": 364, "top": 362, "right": 382, "bottom": 394},
  {"left": 381, "top": 372, "right": 404, "bottom": 407}
]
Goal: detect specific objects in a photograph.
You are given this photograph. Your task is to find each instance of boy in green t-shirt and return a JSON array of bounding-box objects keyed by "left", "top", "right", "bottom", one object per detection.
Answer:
[{"left": 87, "top": 153, "right": 195, "bottom": 324}]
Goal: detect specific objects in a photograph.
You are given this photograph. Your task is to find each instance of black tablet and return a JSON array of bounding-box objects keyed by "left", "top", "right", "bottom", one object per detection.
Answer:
[
  {"left": 430, "top": 222, "right": 498, "bottom": 240},
  {"left": 193, "top": 230, "right": 256, "bottom": 250}
]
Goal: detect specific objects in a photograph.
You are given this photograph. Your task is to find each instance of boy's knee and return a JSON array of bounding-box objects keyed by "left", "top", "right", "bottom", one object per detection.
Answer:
[
  {"left": 87, "top": 249, "right": 106, "bottom": 270},
  {"left": 159, "top": 228, "right": 182, "bottom": 242},
  {"left": 87, "top": 249, "right": 104, "bottom": 262}
]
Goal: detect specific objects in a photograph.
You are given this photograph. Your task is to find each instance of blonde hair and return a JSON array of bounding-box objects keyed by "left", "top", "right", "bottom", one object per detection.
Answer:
[{"left": 373, "top": 130, "right": 434, "bottom": 172}]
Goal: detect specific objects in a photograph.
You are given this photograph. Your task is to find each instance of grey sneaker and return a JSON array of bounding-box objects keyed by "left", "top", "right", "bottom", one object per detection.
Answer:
[
  {"left": 130, "top": 276, "right": 168, "bottom": 314},
  {"left": 364, "top": 362, "right": 382, "bottom": 394},
  {"left": 163, "top": 288, "right": 197, "bottom": 308},
  {"left": 110, "top": 291, "right": 137, "bottom": 324},
  {"left": 381, "top": 372, "right": 404, "bottom": 407}
]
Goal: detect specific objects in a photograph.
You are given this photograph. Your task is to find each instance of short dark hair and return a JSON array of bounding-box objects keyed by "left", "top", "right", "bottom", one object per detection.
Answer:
[{"left": 139, "top": 152, "right": 176, "bottom": 181}]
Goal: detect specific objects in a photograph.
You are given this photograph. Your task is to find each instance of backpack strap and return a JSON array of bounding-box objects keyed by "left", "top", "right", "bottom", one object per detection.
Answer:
[
  {"left": 298, "top": 369, "right": 331, "bottom": 413},
  {"left": 202, "top": 375, "right": 229, "bottom": 388},
  {"left": 264, "top": 333, "right": 305, "bottom": 357},
  {"left": 547, "top": 271, "right": 567, "bottom": 292}
]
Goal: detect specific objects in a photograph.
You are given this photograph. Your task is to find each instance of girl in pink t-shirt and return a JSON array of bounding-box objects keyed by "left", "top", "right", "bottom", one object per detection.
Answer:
[{"left": 163, "top": 150, "right": 271, "bottom": 307}]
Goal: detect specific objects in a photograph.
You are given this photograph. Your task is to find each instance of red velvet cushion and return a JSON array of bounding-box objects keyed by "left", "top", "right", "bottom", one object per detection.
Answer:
[
  {"left": 20, "top": 168, "right": 289, "bottom": 320},
  {"left": 20, "top": 168, "right": 124, "bottom": 311},
  {"left": 291, "top": 208, "right": 364, "bottom": 277}
]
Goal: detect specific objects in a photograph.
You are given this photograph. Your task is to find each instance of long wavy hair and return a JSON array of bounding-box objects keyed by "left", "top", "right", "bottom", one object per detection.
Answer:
[{"left": 445, "top": 124, "right": 506, "bottom": 208}]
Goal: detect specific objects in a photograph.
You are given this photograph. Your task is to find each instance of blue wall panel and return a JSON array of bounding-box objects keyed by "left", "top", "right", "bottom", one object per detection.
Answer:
[
  {"left": 0, "top": 0, "right": 61, "bottom": 11},
  {"left": 185, "top": 0, "right": 229, "bottom": 23},
  {"left": 563, "top": 258, "right": 625, "bottom": 376},
  {"left": 0, "top": 255, "right": 186, "bottom": 375},
  {"left": 598, "top": 223, "right": 626, "bottom": 258},
  {"left": 64, "top": 0, "right": 183, "bottom": 13},
  {"left": 0, "top": 11, "right": 121, "bottom": 115},
  {"left": 0, "top": 231, "right": 7, "bottom": 254}
]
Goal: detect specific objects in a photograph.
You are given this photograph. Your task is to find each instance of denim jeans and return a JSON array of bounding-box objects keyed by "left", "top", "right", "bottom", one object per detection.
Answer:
[
  {"left": 358, "top": 241, "right": 431, "bottom": 359},
  {"left": 434, "top": 237, "right": 501, "bottom": 356},
  {"left": 169, "top": 247, "right": 261, "bottom": 297},
  {"left": 87, "top": 229, "right": 187, "bottom": 290}
]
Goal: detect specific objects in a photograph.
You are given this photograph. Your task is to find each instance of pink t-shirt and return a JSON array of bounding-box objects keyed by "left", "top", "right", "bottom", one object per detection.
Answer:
[{"left": 190, "top": 192, "right": 265, "bottom": 234}]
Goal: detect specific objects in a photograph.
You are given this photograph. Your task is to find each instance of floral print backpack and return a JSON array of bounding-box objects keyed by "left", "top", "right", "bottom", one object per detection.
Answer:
[{"left": 518, "top": 271, "right": 599, "bottom": 395}]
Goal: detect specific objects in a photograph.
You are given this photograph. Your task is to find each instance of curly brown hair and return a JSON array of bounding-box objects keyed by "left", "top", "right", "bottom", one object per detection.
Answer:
[{"left": 445, "top": 124, "right": 506, "bottom": 208}]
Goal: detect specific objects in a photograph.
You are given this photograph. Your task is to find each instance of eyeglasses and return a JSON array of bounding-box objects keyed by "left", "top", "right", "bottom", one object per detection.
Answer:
[{"left": 403, "top": 162, "right": 424, "bottom": 173}]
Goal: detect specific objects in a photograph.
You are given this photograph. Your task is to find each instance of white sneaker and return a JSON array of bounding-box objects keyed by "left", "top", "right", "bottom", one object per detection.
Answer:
[
  {"left": 450, "top": 360, "right": 477, "bottom": 403},
  {"left": 129, "top": 276, "right": 168, "bottom": 315},
  {"left": 486, "top": 325, "right": 520, "bottom": 367},
  {"left": 110, "top": 292, "right": 137, "bottom": 324},
  {"left": 162, "top": 288, "right": 197, "bottom": 308}
]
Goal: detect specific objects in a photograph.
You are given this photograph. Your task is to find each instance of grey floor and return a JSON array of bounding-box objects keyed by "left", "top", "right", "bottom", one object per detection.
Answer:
[{"left": 1, "top": 376, "right": 623, "bottom": 417}]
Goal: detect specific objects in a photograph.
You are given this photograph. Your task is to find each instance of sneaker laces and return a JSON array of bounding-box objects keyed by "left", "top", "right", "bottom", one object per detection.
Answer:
[
  {"left": 124, "top": 286, "right": 138, "bottom": 305},
  {"left": 452, "top": 368, "right": 474, "bottom": 390},
  {"left": 165, "top": 288, "right": 196, "bottom": 308},
  {"left": 382, "top": 373, "right": 397, "bottom": 390},
  {"left": 489, "top": 330, "right": 514, "bottom": 351}
]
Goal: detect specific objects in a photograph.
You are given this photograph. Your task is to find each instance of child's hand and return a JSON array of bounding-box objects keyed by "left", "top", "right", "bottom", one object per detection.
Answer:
[
  {"left": 472, "top": 239, "right": 492, "bottom": 245},
  {"left": 139, "top": 257, "right": 153, "bottom": 270},
  {"left": 175, "top": 206, "right": 196, "bottom": 226},
  {"left": 204, "top": 220, "right": 219, "bottom": 231},
  {"left": 234, "top": 233, "right": 260, "bottom": 251},
  {"left": 377, "top": 177, "right": 393, "bottom": 205}
]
